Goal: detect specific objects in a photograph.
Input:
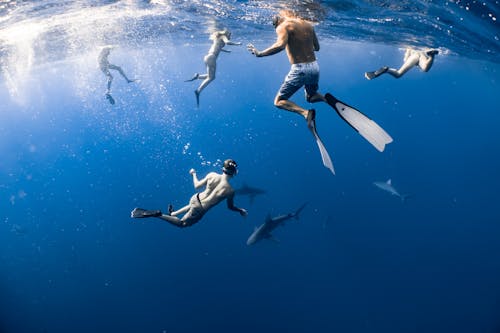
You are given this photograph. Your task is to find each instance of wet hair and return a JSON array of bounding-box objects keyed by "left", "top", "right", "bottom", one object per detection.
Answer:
[
  {"left": 272, "top": 15, "right": 281, "bottom": 28},
  {"left": 273, "top": 9, "right": 300, "bottom": 28},
  {"left": 222, "top": 159, "right": 238, "bottom": 176}
]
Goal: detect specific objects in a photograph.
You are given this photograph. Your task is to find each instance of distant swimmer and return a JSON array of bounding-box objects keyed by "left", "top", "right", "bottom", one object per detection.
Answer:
[
  {"left": 131, "top": 159, "right": 248, "bottom": 228},
  {"left": 186, "top": 29, "right": 241, "bottom": 107},
  {"left": 365, "top": 48, "right": 439, "bottom": 80},
  {"left": 247, "top": 10, "right": 392, "bottom": 175},
  {"left": 98, "top": 46, "right": 135, "bottom": 104}
]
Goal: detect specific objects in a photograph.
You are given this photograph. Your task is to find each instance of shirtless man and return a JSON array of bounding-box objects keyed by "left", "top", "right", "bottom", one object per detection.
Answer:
[
  {"left": 186, "top": 29, "right": 241, "bottom": 107},
  {"left": 98, "top": 46, "right": 135, "bottom": 104},
  {"left": 247, "top": 10, "right": 337, "bottom": 173},
  {"left": 365, "top": 48, "right": 439, "bottom": 80},
  {"left": 247, "top": 10, "right": 393, "bottom": 174},
  {"left": 131, "top": 159, "right": 247, "bottom": 228},
  {"left": 247, "top": 10, "right": 324, "bottom": 127}
]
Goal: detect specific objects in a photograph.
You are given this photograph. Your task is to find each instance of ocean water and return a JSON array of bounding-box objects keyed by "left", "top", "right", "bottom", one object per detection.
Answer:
[{"left": 1, "top": 1, "right": 499, "bottom": 333}]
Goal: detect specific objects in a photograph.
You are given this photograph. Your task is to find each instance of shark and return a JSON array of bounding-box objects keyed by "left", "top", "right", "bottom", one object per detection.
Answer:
[
  {"left": 234, "top": 183, "right": 266, "bottom": 204},
  {"left": 246, "top": 203, "right": 307, "bottom": 245},
  {"left": 373, "top": 179, "right": 410, "bottom": 202}
]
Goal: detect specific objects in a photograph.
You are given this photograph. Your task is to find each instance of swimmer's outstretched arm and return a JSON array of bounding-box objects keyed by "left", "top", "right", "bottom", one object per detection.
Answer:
[
  {"left": 190, "top": 169, "right": 210, "bottom": 189},
  {"left": 221, "top": 36, "right": 241, "bottom": 46},
  {"left": 227, "top": 194, "right": 248, "bottom": 216}
]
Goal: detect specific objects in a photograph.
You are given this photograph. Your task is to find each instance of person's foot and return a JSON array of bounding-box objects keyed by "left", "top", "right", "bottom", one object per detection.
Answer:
[
  {"left": 105, "top": 93, "right": 115, "bottom": 105},
  {"left": 185, "top": 73, "right": 199, "bottom": 82},
  {"left": 127, "top": 79, "right": 136, "bottom": 83},
  {"left": 426, "top": 49, "right": 439, "bottom": 56},
  {"left": 195, "top": 90, "right": 200, "bottom": 107},
  {"left": 306, "top": 109, "right": 316, "bottom": 133},
  {"left": 364, "top": 71, "right": 375, "bottom": 80},
  {"left": 168, "top": 204, "right": 174, "bottom": 216},
  {"left": 365, "top": 66, "right": 388, "bottom": 80},
  {"left": 131, "top": 208, "right": 162, "bottom": 218}
]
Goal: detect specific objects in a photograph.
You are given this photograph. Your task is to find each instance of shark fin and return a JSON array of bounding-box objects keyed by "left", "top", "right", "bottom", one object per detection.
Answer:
[
  {"left": 401, "top": 193, "right": 412, "bottom": 203},
  {"left": 293, "top": 202, "right": 308, "bottom": 220},
  {"left": 265, "top": 234, "right": 280, "bottom": 243}
]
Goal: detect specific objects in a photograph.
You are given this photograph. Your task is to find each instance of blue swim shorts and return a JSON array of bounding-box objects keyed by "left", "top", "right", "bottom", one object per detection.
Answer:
[{"left": 277, "top": 61, "right": 319, "bottom": 100}]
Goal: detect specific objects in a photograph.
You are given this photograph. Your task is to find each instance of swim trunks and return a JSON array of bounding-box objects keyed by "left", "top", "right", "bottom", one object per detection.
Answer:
[
  {"left": 277, "top": 61, "right": 319, "bottom": 100},
  {"left": 182, "top": 193, "right": 206, "bottom": 226}
]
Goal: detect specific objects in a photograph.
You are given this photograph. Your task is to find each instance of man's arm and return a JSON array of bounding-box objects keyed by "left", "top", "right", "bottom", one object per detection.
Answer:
[
  {"left": 247, "top": 25, "right": 288, "bottom": 57},
  {"left": 190, "top": 169, "right": 209, "bottom": 189},
  {"left": 227, "top": 194, "right": 248, "bottom": 216},
  {"left": 221, "top": 36, "right": 241, "bottom": 46}
]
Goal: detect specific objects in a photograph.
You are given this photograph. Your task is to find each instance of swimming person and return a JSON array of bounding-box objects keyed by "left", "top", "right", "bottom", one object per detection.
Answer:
[
  {"left": 131, "top": 159, "right": 248, "bottom": 228},
  {"left": 185, "top": 29, "right": 241, "bottom": 107},
  {"left": 98, "top": 46, "right": 135, "bottom": 104},
  {"left": 365, "top": 48, "right": 439, "bottom": 80},
  {"left": 247, "top": 10, "right": 392, "bottom": 175}
]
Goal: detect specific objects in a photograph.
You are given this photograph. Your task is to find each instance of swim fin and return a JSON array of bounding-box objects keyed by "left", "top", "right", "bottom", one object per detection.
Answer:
[
  {"left": 105, "top": 93, "right": 115, "bottom": 105},
  {"left": 307, "top": 109, "right": 335, "bottom": 175},
  {"left": 195, "top": 90, "right": 200, "bottom": 108},
  {"left": 325, "top": 93, "right": 393, "bottom": 152},
  {"left": 131, "top": 208, "right": 162, "bottom": 218},
  {"left": 364, "top": 66, "right": 388, "bottom": 80},
  {"left": 185, "top": 73, "right": 199, "bottom": 82}
]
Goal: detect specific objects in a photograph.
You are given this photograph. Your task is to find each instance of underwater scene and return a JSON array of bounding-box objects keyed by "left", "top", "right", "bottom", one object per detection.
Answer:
[{"left": 1, "top": 1, "right": 499, "bottom": 332}]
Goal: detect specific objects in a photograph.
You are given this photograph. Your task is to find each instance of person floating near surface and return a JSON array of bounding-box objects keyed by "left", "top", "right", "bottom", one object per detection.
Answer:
[
  {"left": 98, "top": 45, "right": 135, "bottom": 105},
  {"left": 185, "top": 29, "right": 241, "bottom": 107},
  {"left": 365, "top": 47, "right": 439, "bottom": 80},
  {"left": 131, "top": 159, "right": 248, "bottom": 228},
  {"left": 247, "top": 10, "right": 393, "bottom": 175}
]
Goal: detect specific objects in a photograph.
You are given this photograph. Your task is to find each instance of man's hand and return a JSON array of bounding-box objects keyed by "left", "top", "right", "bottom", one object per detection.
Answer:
[
  {"left": 247, "top": 43, "right": 260, "bottom": 57},
  {"left": 239, "top": 208, "right": 248, "bottom": 217},
  {"left": 189, "top": 168, "right": 196, "bottom": 175}
]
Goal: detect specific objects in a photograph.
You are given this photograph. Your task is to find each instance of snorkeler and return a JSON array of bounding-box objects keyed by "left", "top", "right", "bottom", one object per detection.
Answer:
[
  {"left": 365, "top": 47, "right": 439, "bottom": 80},
  {"left": 247, "top": 10, "right": 392, "bottom": 175},
  {"left": 185, "top": 29, "right": 241, "bottom": 107},
  {"left": 131, "top": 159, "right": 248, "bottom": 228},
  {"left": 98, "top": 46, "right": 135, "bottom": 105}
]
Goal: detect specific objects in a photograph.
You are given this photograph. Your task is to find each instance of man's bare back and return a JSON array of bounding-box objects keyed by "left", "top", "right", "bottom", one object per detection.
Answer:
[
  {"left": 197, "top": 172, "right": 234, "bottom": 210},
  {"left": 279, "top": 18, "right": 319, "bottom": 64}
]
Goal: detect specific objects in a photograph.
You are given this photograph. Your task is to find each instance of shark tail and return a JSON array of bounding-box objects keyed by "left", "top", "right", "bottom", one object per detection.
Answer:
[
  {"left": 293, "top": 202, "right": 308, "bottom": 220},
  {"left": 401, "top": 194, "right": 412, "bottom": 203}
]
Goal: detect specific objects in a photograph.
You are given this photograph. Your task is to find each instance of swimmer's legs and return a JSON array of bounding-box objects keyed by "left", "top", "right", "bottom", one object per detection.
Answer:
[
  {"left": 169, "top": 204, "right": 190, "bottom": 217},
  {"left": 386, "top": 52, "right": 420, "bottom": 78},
  {"left": 104, "top": 70, "right": 113, "bottom": 94},
  {"left": 131, "top": 207, "right": 188, "bottom": 228},
  {"left": 365, "top": 66, "right": 388, "bottom": 80},
  {"left": 109, "top": 64, "right": 135, "bottom": 83}
]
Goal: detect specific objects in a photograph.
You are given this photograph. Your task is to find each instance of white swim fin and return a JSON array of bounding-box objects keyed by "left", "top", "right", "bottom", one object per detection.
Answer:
[
  {"left": 307, "top": 109, "right": 335, "bottom": 175},
  {"left": 325, "top": 93, "right": 393, "bottom": 152}
]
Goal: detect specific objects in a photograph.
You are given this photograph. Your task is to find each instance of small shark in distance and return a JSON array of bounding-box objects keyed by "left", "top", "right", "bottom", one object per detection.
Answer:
[
  {"left": 234, "top": 183, "right": 266, "bottom": 204},
  {"left": 246, "top": 203, "right": 308, "bottom": 245},
  {"left": 373, "top": 179, "right": 410, "bottom": 202}
]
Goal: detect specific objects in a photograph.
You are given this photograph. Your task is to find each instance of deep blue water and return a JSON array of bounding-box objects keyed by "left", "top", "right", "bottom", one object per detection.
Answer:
[{"left": 1, "top": 1, "right": 500, "bottom": 333}]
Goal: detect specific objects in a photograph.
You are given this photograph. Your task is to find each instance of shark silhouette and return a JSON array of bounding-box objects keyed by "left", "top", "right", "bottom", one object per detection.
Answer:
[
  {"left": 246, "top": 203, "right": 307, "bottom": 245},
  {"left": 234, "top": 183, "right": 266, "bottom": 204},
  {"left": 373, "top": 179, "right": 411, "bottom": 202}
]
